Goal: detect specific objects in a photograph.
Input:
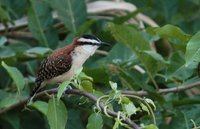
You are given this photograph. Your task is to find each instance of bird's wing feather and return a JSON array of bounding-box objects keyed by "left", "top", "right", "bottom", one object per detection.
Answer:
[
  {"left": 36, "top": 55, "right": 72, "bottom": 85},
  {"left": 31, "top": 54, "right": 72, "bottom": 96}
]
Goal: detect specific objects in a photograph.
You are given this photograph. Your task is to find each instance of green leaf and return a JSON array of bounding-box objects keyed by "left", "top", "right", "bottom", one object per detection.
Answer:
[
  {"left": 113, "top": 119, "right": 120, "bottom": 129},
  {"left": 0, "top": 36, "right": 7, "bottom": 46},
  {"left": 185, "top": 31, "right": 200, "bottom": 66},
  {"left": 145, "top": 98, "right": 156, "bottom": 110},
  {"left": 25, "top": 47, "right": 52, "bottom": 57},
  {"left": 123, "top": 102, "right": 137, "bottom": 116},
  {"left": 76, "top": 20, "right": 96, "bottom": 36},
  {"left": 105, "top": 43, "right": 136, "bottom": 64},
  {"left": 0, "top": 6, "right": 11, "bottom": 23},
  {"left": 139, "top": 51, "right": 165, "bottom": 76},
  {"left": 57, "top": 81, "right": 71, "bottom": 100},
  {"left": 2, "top": 114, "right": 20, "bottom": 129},
  {"left": 66, "top": 109, "right": 84, "bottom": 129},
  {"left": 142, "top": 50, "right": 167, "bottom": 63},
  {"left": 109, "top": 81, "right": 117, "bottom": 91},
  {"left": 31, "top": 101, "right": 48, "bottom": 115},
  {"left": 159, "top": 111, "right": 187, "bottom": 129},
  {"left": 0, "top": 93, "right": 19, "bottom": 109},
  {"left": 49, "top": 0, "right": 87, "bottom": 32},
  {"left": 108, "top": 23, "right": 150, "bottom": 51},
  {"left": 77, "top": 72, "right": 93, "bottom": 82},
  {"left": 86, "top": 113, "right": 103, "bottom": 129},
  {"left": 81, "top": 80, "right": 94, "bottom": 93},
  {"left": 147, "top": 24, "right": 191, "bottom": 42},
  {"left": 47, "top": 97, "right": 67, "bottom": 129},
  {"left": 166, "top": 51, "right": 193, "bottom": 80},
  {"left": 28, "top": 0, "right": 58, "bottom": 48},
  {"left": 140, "top": 103, "right": 150, "bottom": 115},
  {"left": 113, "top": 10, "right": 139, "bottom": 24},
  {"left": 1, "top": 61, "right": 25, "bottom": 93},
  {"left": 108, "top": 23, "right": 162, "bottom": 78},
  {"left": 74, "top": 67, "right": 83, "bottom": 76},
  {"left": 118, "top": 67, "right": 143, "bottom": 90},
  {"left": 84, "top": 68, "right": 109, "bottom": 85},
  {"left": 0, "top": 47, "right": 15, "bottom": 59},
  {"left": 142, "top": 124, "right": 158, "bottom": 129}
]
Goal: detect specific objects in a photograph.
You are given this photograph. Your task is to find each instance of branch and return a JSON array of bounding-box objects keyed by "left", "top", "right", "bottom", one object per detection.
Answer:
[
  {"left": 122, "top": 81, "right": 200, "bottom": 96},
  {"left": 0, "top": 89, "right": 140, "bottom": 129},
  {"left": 1, "top": 81, "right": 199, "bottom": 128}
]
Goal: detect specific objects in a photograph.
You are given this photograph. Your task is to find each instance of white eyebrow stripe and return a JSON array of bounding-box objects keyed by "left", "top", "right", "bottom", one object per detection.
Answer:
[{"left": 78, "top": 38, "right": 100, "bottom": 44}]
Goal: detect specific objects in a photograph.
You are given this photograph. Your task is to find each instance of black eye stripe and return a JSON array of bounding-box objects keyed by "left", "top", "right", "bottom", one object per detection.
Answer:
[
  {"left": 81, "top": 34, "right": 100, "bottom": 41},
  {"left": 78, "top": 42, "right": 101, "bottom": 46}
]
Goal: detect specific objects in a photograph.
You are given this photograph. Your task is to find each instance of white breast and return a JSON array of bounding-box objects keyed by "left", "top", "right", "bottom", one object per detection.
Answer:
[{"left": 45, "top": 45, "right": 98, "bottom": 84}]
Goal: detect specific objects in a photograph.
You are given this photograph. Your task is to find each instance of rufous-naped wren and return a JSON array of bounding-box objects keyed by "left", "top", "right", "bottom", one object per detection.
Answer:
[{"left": 30, "top": 34, "right": 109, "bottom": 99}]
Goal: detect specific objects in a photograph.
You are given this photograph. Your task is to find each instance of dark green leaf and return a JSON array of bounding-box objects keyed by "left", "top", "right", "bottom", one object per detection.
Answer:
[
  {"left": 108, "top": 23, "right": 150, "bottom": 51},
  {"left": 76, "top": 20, "right": 96, "bottom": 36},
  {"left": 118, "top": 67, "right": 143, "bottom": 90},
  {"left": 0, "top": 6, "right": 11, "bottom": 23},
  {"left": 113, "top": 10, "right": 139, "bottom": 24},
  {"left": 108, "top": 23, "right": 163, "bottom": 77},
  {"left": 86, "top": 113, "right": 103, "bottom": 129},
  {"left": 1, "top": 61, "right": 25, "bottom": 93},
  {"left": 47, "top": 97, "right": 67, "bottom": 129},
  {"left": 105, "top": 43, "right": 137, "bottom": 64},
  {"left": 147, "top": 24, "right": 191, "bottom": 42},
  {"left": 66, "top": 109, "right": 84, "bottom": 129},
  {"left": 166, "top": 51, "right": 193, "bottom": 80},
  {"left": 3, "top": 114, "right": 20, "bottom": 129},
  {"left": 159, "top": 111, "right": 187, "bottom": 129},
  {"left": 84, "top": 68, "right": 109, "bottom": 85},
  {"left": 31, "top": 101, "right": 48, "bottom": 115},
  {"left": 0, "top": 36, "right": 7, "bottom": 46},
  {"left": 139, "top": 51, "right": 165, "bottom": 76},
  {"left": 185, "top": 31, "right": 200, "bottom": 66},
  {"left": 25, "top": 47, "right": 52, "bottom": 57},
  {"left": 142, "top": 50, "right": 167, "bottom": 63},
  {"left": 0, "top": 93, "right": 19, "bottom": 109},
  {"left": 0, "top": 47, "right": 15, "bottom": 59},
  {"left": 49, "top": 0, "right": 87, "bottom": 32},
  {"left": 28, "top": 0, "right": 58, "bottom": 48}
]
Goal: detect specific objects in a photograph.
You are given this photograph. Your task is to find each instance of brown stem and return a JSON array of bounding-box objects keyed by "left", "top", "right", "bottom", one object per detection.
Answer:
[
  {"left": 1, "top": 81, "right": 199, "bottom": 128},
  {"left": 122, "top": 81, "right": 200, "bottom": 96},
  {"left": 0, "top": 89, "right": 140, "bottom": 129}
]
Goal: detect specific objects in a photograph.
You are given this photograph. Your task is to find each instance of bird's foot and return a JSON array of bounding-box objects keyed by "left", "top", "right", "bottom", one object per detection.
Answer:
[
  {"left": 64, "top": 84, "right": 73, "bottom": 98},
  {"left": 44, "top": 91, "right": 51, "bottom": 98}
]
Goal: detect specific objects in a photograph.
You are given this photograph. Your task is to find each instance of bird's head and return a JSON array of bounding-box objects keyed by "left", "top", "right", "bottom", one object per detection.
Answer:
[{"left": 75, "top": 34, "right": 110, "bottom": 47}]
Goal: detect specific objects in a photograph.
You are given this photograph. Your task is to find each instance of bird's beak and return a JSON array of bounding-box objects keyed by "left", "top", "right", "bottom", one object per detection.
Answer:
[{"left": 100, "top": 42, "right": 111, "bottom": 46}]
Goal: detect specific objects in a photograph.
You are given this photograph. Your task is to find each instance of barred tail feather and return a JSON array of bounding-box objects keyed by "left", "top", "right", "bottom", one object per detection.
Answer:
[{"left": 27, "top": 79, "right": 42, "bottom": 104}]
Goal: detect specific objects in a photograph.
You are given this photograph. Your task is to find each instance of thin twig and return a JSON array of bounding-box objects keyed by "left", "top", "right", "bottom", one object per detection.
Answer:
[
  {"left": 0, "top": 31, "right": 32, "bottom": 38},
  {"left": 122, "top": 81, "right": 200, "bottom": 96},
  {"left": 0, "top": 89, "right": 140, "bottom": 129}
]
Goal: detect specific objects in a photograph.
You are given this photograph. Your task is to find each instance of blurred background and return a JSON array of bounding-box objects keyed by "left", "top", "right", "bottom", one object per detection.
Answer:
[{"left": 0, "top": 0, "right": 200, "bottom": 129}]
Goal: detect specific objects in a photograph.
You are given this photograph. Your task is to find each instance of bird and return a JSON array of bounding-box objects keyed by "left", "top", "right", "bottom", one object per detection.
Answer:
[{"left": 30, "top": 34, "right": 109, "bottom": 101}]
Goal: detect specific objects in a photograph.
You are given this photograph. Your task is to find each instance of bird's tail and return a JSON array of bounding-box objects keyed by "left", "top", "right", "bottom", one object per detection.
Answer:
[{"left": 27, "top": 79, "right": 42, "bottom": 104}]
